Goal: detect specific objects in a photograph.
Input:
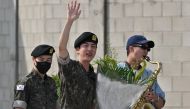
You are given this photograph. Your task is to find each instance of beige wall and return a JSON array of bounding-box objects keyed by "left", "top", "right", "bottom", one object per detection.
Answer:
[
  {"left": 0, "top": 0, "right": 190, "bottom": 108},
  {"left": 0, "top": 0, "right": 16, "bottom": 108}
]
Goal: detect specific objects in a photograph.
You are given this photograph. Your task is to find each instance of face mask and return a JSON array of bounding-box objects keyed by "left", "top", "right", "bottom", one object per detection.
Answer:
[{"left": 35, "top": 61, "right": 51, "bottom": 74}]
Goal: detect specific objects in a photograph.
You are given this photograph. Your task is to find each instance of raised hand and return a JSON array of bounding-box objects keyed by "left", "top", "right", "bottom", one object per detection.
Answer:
[
  {"left": 59, "top": 1, "right": 81, "bottom": 58},
  {"left": 67, "top": 1, "right": 81, "bottom": 22},
  {"left": 145, "top": 90, "right": 157, "bottom": 102}
]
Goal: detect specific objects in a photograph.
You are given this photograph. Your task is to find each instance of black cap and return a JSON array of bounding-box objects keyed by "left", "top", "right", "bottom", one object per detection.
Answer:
[
  {"left": 31, "top": 44, "right": 55, "bottom": 57},
  {"left": 74, "top": 32, "right": 98, "bottom": 48},
  {"left": 126, "top": 35, "right": 154, "bottom": 50}
]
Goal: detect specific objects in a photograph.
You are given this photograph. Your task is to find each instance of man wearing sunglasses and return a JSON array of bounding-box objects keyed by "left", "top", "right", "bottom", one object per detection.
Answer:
[{"left": 118, "top": 35, "right": 165, "bottom": 109}]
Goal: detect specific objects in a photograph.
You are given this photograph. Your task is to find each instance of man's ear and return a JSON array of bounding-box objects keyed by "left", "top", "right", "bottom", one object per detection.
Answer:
[
  {"left": 32, "top": 57, "right": 35, "bottom": 61},
  {"left": 128, "top": 46, "right": 134, "bottom": 53},
  {"left": 32, "top": 57, "right": 36, "bottom": 65},
  {"left": 75, "top": 47, "right": 80, "bottom": 54},
  {"left": 75, "top": 47, "right": 80, "bottom": 51}
]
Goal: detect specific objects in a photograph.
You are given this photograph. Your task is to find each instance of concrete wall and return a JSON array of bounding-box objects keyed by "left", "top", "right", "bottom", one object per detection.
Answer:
[
  {"left": 0, "top": 0, "right": 190, "bottom": 108},
  {"left": 0, "top": 0, "right": 16, "bottom": 108}
]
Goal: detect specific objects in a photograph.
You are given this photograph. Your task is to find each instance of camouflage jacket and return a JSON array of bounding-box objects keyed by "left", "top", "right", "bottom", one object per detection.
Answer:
[
  {"left": 13, "top": 69, "right": 58, "bottom": 109},
  {"left": 58, "top": 56, "right": 97, "bottom": 109}
]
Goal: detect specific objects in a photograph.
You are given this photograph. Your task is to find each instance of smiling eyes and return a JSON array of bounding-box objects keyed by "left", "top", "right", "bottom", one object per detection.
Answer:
[{"left": 80, "top": 43, "right": 97, "bottom": 49}]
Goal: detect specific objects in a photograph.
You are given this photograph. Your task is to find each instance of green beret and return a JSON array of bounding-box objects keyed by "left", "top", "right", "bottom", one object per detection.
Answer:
[
  {"left": 31, "top": 44, "right": 55, "bottom": 57},
  {"left": 74, "top": 32, "right": 98, "bottom": 48}
]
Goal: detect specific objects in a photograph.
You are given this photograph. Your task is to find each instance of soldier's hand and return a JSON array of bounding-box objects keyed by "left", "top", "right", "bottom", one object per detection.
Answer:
[
  {"left": 144, "top": 90, "right": 158, "bottom": 102},
  {"left": 67, "top": 0, "right": 81, "bottom": 22}
]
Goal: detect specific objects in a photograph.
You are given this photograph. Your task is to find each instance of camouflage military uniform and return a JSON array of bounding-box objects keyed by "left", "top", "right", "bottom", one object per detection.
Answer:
[
  {"left": 58, "top": 55, "right": 97, "bottom": 109},
  {"left": 13, "top": 69, "right": 58, "bottom": 109}
]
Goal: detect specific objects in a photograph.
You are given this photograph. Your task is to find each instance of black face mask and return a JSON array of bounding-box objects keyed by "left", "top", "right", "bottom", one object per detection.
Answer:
[{"left": 35, "top": 61, "right": 51, "bottom": 74}]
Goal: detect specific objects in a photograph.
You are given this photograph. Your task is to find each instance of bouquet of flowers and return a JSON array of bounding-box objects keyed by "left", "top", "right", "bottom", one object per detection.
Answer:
[{"left": 95, "top": 55, "right": 148, "bottom": 85}]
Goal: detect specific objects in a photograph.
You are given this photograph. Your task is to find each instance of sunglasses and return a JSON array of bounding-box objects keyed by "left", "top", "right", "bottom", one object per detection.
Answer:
[{"left": 132, "top": 44, "right": 150, "bottom": 51}]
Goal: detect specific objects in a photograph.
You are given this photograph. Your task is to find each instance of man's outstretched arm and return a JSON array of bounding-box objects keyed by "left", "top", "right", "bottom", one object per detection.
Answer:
[{"left": 59, "top": 1, "right": 81, "bottom": 59}]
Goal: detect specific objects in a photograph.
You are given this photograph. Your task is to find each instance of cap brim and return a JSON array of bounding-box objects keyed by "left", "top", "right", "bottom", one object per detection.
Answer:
[{"left": 137, "top": 40, "right": 155, "bottom": 48}]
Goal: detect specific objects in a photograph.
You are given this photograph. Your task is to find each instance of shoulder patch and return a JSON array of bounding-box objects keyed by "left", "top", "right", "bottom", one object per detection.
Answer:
[{"left": 16, "top": 85, "right": 25, "bottom": 90}]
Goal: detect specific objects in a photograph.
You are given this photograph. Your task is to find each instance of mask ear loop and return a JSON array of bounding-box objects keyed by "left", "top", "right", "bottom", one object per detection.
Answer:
[{"left": 32, "top": 57, "right": 37, "bottom": 66}]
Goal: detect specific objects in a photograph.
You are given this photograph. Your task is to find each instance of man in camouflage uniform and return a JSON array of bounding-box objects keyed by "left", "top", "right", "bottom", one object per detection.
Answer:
[
  {"left": 13, "top": 44, "right": 58, "bottom": 109},
  {"left": 57, "top": 1, "right": 97, "bottom": 109}
]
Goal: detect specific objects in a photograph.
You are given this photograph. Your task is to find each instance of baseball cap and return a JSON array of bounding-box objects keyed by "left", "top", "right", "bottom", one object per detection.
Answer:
[
  {"left": 126, "top": 35, "right": 154, "bottom": 50},
  {"left": 31, "top": 44, "right": 55, "bottom": 57},
  {"left": 74, "top": 32, "right": 98, "bottom": 48}
]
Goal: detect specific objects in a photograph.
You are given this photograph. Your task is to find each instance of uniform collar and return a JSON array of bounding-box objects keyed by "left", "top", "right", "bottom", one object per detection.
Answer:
[{"left": 31, "top": 69, "right": 47, "bottom": 80}]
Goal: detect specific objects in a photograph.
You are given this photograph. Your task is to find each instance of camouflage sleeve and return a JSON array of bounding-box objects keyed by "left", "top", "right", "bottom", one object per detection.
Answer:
[
  {"left": 57, "top": 54, "right": 70, "bottom": 65},
  {"left": 57, "top": 54, "right": 75, "bottom": 78},
  {"left": 13, "top": 78, "right": 29, "bottom": 109}
]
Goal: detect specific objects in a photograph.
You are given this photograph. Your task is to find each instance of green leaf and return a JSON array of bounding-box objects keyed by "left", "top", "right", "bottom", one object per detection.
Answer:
[
  {"left": 52, "top": 74, "right": 61, "bottom": 97},
  {"left": 95, "top": 55, "right": 136, "bottom": 83}
]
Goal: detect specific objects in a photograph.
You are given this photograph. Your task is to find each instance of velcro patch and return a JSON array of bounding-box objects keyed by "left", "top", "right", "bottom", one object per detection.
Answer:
[{"left": 16, "top": 85, "right": 25, "bottom": 90}]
